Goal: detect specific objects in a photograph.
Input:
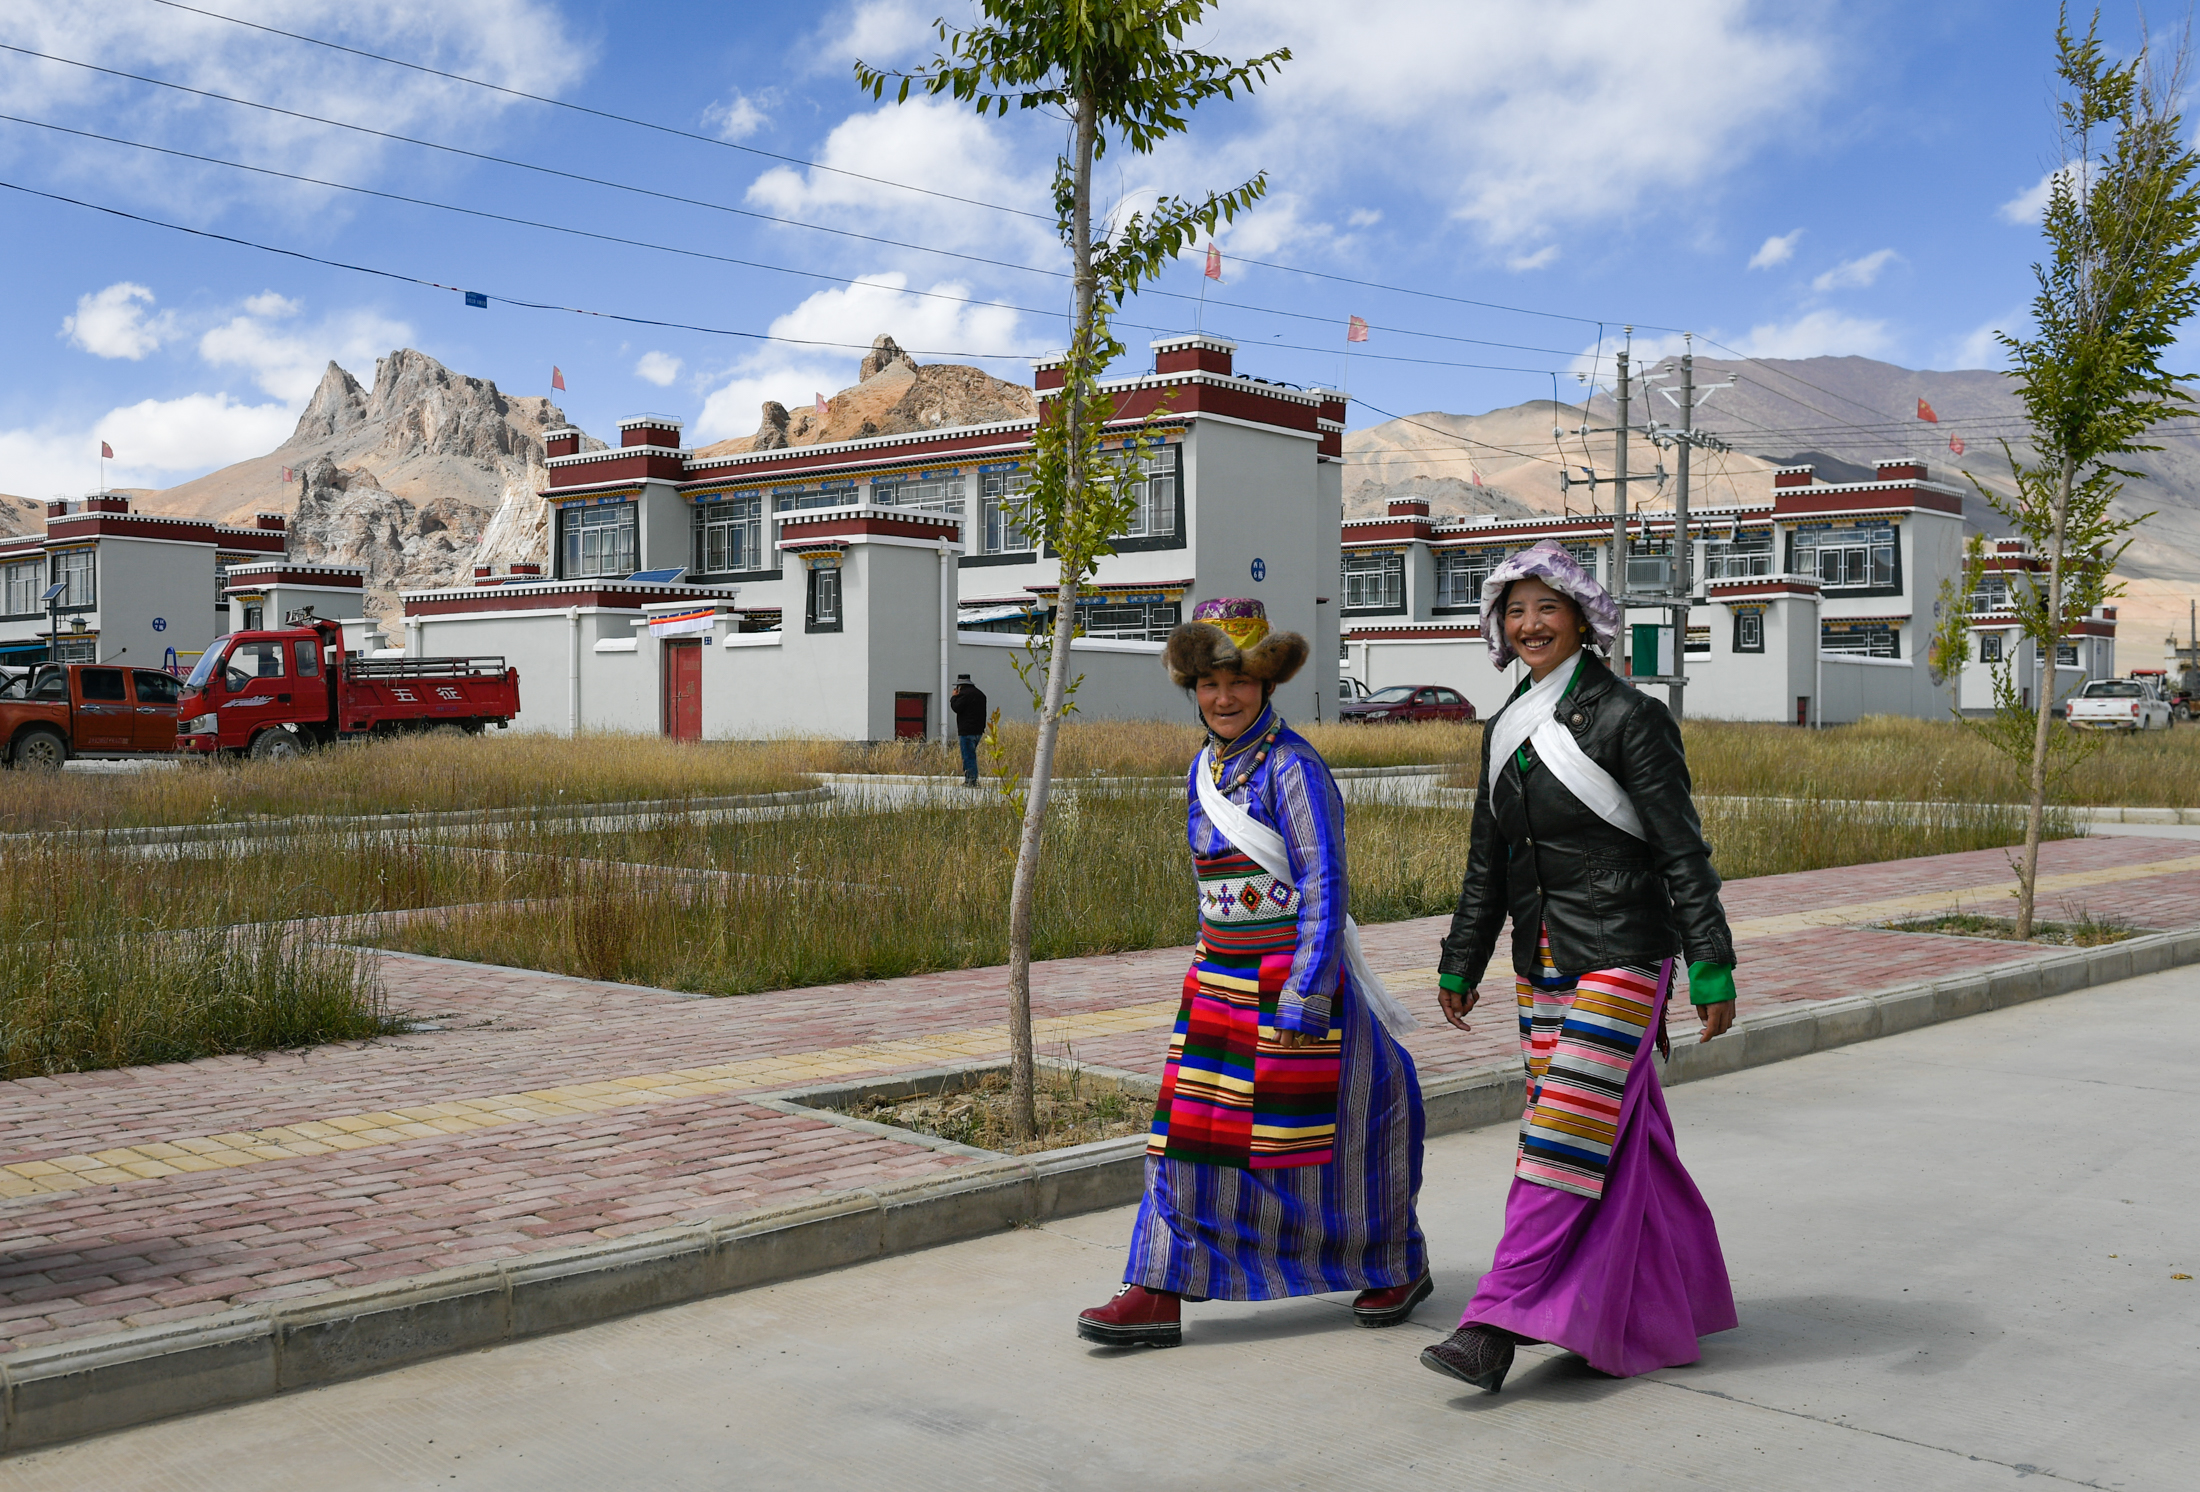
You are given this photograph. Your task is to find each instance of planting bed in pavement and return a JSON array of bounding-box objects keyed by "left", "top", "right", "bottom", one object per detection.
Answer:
[{"left": 1, "top": 832, "right": 2196, "bottom": 1367}]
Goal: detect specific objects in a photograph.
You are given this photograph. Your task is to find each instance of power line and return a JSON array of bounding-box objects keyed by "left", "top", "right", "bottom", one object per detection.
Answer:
[
  {"left": 0, "top": 178, "right": 1051, "bottom": 361},
  {"left": 1346, "top": 399, "right": 1567, "bottom": 468},
  {"left": 137, "top": 0, "right": 1058, "bottom": 224},
  {"left": 0, "top": 41, "right": 1067, "bottom": 284},
  {"left": 131, "top": 2, "right": 1684, "bottom": 337}
]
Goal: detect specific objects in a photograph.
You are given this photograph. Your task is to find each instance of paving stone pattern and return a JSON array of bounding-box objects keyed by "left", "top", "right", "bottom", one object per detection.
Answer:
[{"left": 1, "top": 834, "right": 2194, "bottom": 1355}]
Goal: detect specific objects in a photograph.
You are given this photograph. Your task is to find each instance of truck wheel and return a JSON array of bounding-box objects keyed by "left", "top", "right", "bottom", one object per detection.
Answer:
[
  {"left": 10, "top": 727, "right": 66, "bottom": 771},
  {"left": 249, "top": 728, "right": 305, "bottom": 762}
]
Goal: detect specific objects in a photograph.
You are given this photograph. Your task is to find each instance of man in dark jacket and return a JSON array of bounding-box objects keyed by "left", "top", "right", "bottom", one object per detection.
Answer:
[{"left": 949, "top": 674, "right": 988, "bottom": 786}]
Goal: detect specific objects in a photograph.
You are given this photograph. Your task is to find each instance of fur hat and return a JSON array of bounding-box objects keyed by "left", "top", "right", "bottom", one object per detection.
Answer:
[{"left": 1163, "top": 597, "right": 1309, "bottom": 687}]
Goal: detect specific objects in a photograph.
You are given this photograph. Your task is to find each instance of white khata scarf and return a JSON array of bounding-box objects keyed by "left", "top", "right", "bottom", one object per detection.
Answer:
[
  {"left": 1484, "top": 656, "right": 1646, "bottom": 840},
  {"left": 1193, "top": 750, "right": 1419, "bottom": 1037}
]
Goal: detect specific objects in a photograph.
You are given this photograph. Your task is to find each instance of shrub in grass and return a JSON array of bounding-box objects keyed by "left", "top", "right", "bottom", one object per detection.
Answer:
[{"left": 0, "top": 922, "right": 391, "bottom": 1079}]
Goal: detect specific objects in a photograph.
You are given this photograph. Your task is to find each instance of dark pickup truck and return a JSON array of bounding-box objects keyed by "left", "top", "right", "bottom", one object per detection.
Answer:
[{"left": 0, "top": 662, "right": 183, "bottom": 769}]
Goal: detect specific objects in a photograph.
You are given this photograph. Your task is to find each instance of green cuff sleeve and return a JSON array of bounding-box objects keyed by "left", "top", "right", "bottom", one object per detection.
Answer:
[
  {"left": 1686, "top": 961, "right": 1736, "bottom": 1007},
  {"left": 1437, "top": 972, "right": 1470, "bottom": 996}
]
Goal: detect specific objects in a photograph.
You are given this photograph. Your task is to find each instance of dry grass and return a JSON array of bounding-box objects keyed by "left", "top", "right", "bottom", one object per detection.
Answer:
[
  {"left": 1885, "top": 908, "right": 2141, "bottom": 946},
  {"left": 0, "top": 733, "right": 814, "bottom": 834},
  {"left": 374, "top": 787, "right": 2069, "bottom": 995},
  {"left": 831, "top": 717, "right": 1480, "bottom": 778},
  {"left": 837, "top": 1067, "right": 1152, "bottom": 1155},
  {"left": 1441, "top": 715, "right": 2200, "bottom": 807}
]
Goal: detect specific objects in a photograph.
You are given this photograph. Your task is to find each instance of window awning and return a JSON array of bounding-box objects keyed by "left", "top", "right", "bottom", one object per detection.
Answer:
[{"left": 957, "top": 604, "right": 1033, "bottom": 625}]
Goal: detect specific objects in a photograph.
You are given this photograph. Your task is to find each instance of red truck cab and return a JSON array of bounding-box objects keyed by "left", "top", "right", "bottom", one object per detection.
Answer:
[
  {"left": 175, "top": 614, "right": 520, "bottom": 759},
  {"left": 0, "top": 663, "right": 183, "bottom": 769}
]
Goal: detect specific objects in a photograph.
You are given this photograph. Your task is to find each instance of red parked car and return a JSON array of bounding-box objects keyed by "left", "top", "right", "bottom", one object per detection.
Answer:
[{"left": 1337, "top": 684, "right": 1475, "bottom": 724}]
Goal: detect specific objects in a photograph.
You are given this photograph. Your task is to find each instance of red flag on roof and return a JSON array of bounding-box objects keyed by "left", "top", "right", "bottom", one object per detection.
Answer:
[
  {"left": 1949, "top": 435, "right": 1966, "bottom": 455},
  {"left": 814, "top": 392, "right": 828, "bottom": 418},
  {"left": 1916, "top": 397, "right": 1938, "bottom": 423},
  {"left": 100, "top": 441, "right": 113, "bottom": 458},
  {"left": 1346, "top": 315, "right": 1369, "bottom": 344},
  {"left": 1472, "top": 469, "right": 1484, "bottom": 487},
  {"left": 280, "top": 466, "right": 294, "bottom": 483},
  {"left": 1204, "top": 243, "right": 1222, "bottom": 280},
  {"left": 551, "top": 366, "right": 566, "bottom": 392}
]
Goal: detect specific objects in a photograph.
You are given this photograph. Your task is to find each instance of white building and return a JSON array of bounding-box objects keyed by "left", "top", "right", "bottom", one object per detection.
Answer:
[
  {"left": 1954, "top": 537, "right": 2119, "bottom": 715},
  {"left": 1340, "top": 460, "right": 2112, "bottom": 724},
  {"left": 0, "top": 496, "right": 287, "bottom": 672},
  {"left": 402, "top": 335, "right": 1348, "bottom": 740}
]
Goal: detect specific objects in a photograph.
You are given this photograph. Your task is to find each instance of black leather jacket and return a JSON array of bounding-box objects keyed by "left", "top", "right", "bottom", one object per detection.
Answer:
[{"left": 1438, "top": 651, "right": 1736, "bottom": 987}]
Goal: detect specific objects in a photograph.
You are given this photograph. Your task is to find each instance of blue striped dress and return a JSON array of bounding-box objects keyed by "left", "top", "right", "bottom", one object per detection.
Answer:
[{"left": 1122, "top": 711, "right": 1428, "bottom": 1300}]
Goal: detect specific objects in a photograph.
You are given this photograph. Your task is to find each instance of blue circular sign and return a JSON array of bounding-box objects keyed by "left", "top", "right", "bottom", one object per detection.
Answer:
[
  {"left": 1250, "top": 557, "right": 1267, "bottom": 582},
  {"left": 151, "top": 617, "right": 167, "bottom": 632}
]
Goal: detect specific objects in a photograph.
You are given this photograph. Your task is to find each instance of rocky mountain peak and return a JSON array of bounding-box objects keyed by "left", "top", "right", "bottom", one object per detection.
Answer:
[
  {"left": 693, "top": 332, "right": 1036, "bottom": 458},
  {"left": 291, "top": 362, "right": 369, "bottom": 444}
]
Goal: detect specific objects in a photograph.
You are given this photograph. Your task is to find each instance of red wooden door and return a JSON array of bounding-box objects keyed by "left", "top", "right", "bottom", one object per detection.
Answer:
[
  {"left": 893, "top": 692, "right": 929, "bottom": 740},
  {"left": 663, "top": 640, "right": 702, "bottom": 740}
]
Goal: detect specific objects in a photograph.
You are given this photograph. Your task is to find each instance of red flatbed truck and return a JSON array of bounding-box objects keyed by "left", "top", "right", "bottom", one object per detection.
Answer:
[{"left": 175, "top": 613, "right": 521, "bottom": 760}]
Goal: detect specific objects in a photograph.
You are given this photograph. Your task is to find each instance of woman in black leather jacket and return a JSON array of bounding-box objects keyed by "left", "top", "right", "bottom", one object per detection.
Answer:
[{"left": 1418, "top": 539, "right": 1739, "bottom": 1395}]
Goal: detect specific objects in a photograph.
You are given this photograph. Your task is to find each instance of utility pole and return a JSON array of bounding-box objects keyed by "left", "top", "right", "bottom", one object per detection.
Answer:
[
  {"left": 1670, "top": 341, "right": 1694, "bottom": 720},
  {"left": 1611, "top": 332, "right": 1631, "bottom": 675}
]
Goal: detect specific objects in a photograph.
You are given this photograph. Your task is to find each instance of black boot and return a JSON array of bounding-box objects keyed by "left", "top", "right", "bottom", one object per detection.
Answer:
[{"left": 1420, "top": 1324, "right": 1516, "bottom": 1392}]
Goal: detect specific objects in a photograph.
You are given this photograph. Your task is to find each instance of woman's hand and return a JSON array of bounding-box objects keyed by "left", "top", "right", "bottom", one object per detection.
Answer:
[
  {"left": 1439, "top": 984, "right": 1480, "bottom": 1032},
  {"left": 1275, "top": 1030, "right": 1308, "bottom": 1050},
  {"left": 1696, "top": 1000, "right": 1735, "bottom": 1042}
]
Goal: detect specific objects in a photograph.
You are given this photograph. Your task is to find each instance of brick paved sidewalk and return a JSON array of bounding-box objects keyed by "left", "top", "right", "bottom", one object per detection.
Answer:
[{"left": 1, "top": 834, "right": 2194, "bottom": 1356}]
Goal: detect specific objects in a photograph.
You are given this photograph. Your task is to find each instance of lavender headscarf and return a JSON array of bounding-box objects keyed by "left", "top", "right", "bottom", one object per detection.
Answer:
[{"left": 1480, "top": 539, "right": 1621, "bottom": 668}]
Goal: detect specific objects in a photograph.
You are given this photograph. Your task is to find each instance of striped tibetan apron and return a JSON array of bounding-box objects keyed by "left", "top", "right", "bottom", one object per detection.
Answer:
[
  {"left": 1146, "top": 846, "right": 1343, "bottom": 1170},
  {"left": 1513, "top": 928, "right": 1672, "bottom": 1199}
]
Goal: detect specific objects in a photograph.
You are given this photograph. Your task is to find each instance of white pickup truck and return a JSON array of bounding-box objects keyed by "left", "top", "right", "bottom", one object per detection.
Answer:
[{"left": 2067, "top": 677, "right": 2174, "bottom": 732}]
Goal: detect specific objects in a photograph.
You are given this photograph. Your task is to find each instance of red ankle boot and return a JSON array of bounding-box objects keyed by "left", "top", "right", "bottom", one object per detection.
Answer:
[
  {"left": 1076, "top": 1284, "right": 1182, "bottom": 1348},
  {"left": 1352, "top": 1272, "right": 1433, "bottom": 1327}
]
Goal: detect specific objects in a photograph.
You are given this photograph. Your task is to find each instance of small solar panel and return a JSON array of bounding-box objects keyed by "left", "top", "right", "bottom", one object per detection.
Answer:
[{"left": 626, "top": 567, "right": 688, "bottom": 583}]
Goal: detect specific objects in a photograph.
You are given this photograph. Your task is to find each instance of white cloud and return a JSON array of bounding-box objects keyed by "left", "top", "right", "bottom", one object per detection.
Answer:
[
  {"left": 705, "top": 91, "right": 769, "bottom": 142},
  {"left": 695, "top": 272, "right": 1028, "bottom": 443},
  {"left": 61, "top": 282, "right": 176, "bottom": 360},
  {"left": 1730, "top": 310, "right": 1893, "bottom": 360},
  {"left": 747, "top": 97, "right": 1058, "bottom": 264},
  {"left": 1999, "top": 162, "right": 2083, "bottom": 224},
  {"left": 1811, "top": 248, "right": 1902, "bottom": 292},
  {"left": 810, "top": 0, "right": 938, "bottom": 73},
  {"left": 197, "top": 296, "right": 413, "bottom": 403},
  {"left": 1507, "top": 245, "right": 1561, "bottom": 272},
  {"left": 0, "top": 393, "right": 296, "bottom": 497},
  {"left": 1748, "top": 229, "right": 1803, "bottom": 270},
  {"left": 1202, "top": 0, "right": 1831, "bottom": 256},
  {"left": 0, "top": 1, "right": 590, "bottom": 217},
  {"left": 635, "top": 351, "right": 685, "bottom": 387},
  {"left": 1945, "top": 308, "right": 2025, "bottom": 370},
  {"left": 1346, "top": 208, "right": 1383, "bottom": 228}
]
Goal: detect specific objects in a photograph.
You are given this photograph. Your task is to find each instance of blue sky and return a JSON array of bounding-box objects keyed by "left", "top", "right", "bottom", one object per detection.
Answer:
[{"left": 0, "top": 0, "right": 2160, "bottom": 498}]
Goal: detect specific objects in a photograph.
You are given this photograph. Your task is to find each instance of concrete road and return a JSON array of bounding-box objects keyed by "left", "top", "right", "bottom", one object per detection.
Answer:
[{"left": 10, "top": 971, "right": 2195, "bottom": 1490}]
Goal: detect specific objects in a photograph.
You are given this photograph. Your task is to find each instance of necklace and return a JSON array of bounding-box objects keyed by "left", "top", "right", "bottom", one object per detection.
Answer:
[{"left": 1209, "top": 713, "right": 1283, "bottom": 796}]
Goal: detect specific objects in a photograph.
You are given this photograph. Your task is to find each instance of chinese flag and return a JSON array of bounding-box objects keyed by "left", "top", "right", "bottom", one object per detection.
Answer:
[
  {"left": 280, "top": 466, "right": 295, "bottom": 482},
  {"left": 1346, "top": 315, "right": 1369, "bottom": 344},
  {"left": 1471, "top": 469, "right": 1484, "bottom": 487},
  {"left": 1204, "top": 243, "right": 1222, "bottom": 280},
  {"left": 100, "top": 441, "right": 113, "bottom": 458},
  {"left": 815, "top": 393, "right": 828, "bottom": 418},
  {"left": 551, "top": 366, "right": 566, "bottom": 392},
  {"left": 1949, "top": 435, "right": 1966, "bottom": 455},
  {"left": 1916, "top": 397, "right": 1939, "bottom": 423}
]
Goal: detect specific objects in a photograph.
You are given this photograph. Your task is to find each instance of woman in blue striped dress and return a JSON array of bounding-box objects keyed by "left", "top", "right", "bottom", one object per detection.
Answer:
[{"left": 1076, "top": 597, "right": 1430, "bottom": 1348}]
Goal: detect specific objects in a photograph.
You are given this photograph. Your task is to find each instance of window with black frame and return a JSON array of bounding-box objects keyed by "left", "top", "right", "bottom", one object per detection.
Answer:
[
  {"left": 1704, "top": 528, "right": 1774, "bottom": 579},
  {"left": 1117, "top": 446, "right": 1177, "bottom": 540},
  {"left": 1082, "top": 599, "right": 1180, "bottom": 640},
  {"left": 805, "top": 557, "right": 843, "bottom": 632},
  {"left": 1342, "top": 551, "right": 1405, "bottom": 611},
  {"left": 1980, "top": 631, "right": 2004, "bottom": 662},
  {"left": 1733, "top": 608, "right": 1765, "bottom": 652},
  {"left": 51, "top": 547, "right": 95, "bottom": 607},
  {"left": 873, "top": 471, "right": 964, "bottom": 518},
  {"left": 1792, "top": 523, "right": 1898, "bottom": 592},
  {"left": 561, "top": 503, "right": 637, "bottom": 579},
  {"left": 1433, "top": 551, "right": 1495, "bottom": 610},
  {"left": 693, "top": 494, "right": 766, "bottom": 576},
  {"left": 1968, "top": 570, "right": 2014, "bottom": 614},
  {"left": 979, "top": 469, "right": 1034, "bottom": 554}
]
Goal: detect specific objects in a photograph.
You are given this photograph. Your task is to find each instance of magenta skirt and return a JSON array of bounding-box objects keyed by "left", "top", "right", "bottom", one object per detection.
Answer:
[{"left": 1461, "top": 962, "right": 1738, "bottom": 1377}]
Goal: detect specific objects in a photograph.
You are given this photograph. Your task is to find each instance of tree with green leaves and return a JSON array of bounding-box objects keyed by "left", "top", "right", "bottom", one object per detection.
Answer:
[
  {"left": 1981, "top": 8, "right": 2198, "bottom": 938},
  {"left": 859, "top": 2, "right": 1287, "bottom": 1137}
]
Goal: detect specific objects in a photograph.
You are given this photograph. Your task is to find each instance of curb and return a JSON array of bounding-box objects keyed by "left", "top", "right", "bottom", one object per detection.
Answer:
[
  {"left": 1427, "top": 785, "right": 2196, "bottom": 825},
  {"left": 8, "top": 924, "right": 2198, "bottom": 1452}
]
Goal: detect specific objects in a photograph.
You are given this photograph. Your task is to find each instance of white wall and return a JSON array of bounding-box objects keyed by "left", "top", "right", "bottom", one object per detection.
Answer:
[{"left": 95, "top": 536, "right": 218, "bottom": 669}]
